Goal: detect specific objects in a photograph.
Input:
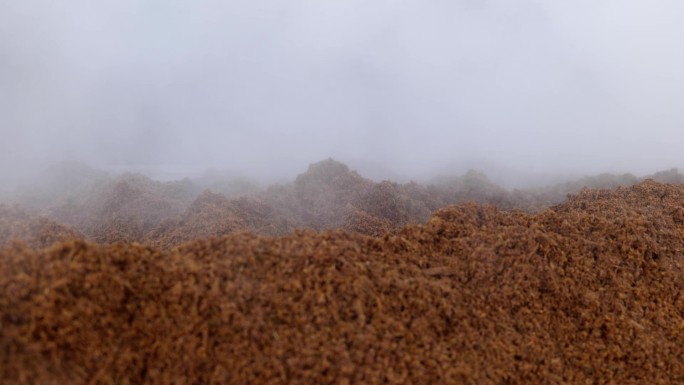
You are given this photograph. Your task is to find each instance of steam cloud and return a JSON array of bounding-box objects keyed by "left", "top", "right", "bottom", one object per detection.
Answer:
[{"left": 1, "top": 0, "right": 683, "bottom": 184}]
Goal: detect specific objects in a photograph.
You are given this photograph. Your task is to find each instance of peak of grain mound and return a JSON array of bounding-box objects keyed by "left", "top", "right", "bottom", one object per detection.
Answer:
[
  {"left": 2, "top": 180, "right": 684, "bottom": 384},
  {"left": 46, "top": 173, "right": 194, "bottom": 244},
  {"left": 86, "top": 178, "right": 187, "bottom": 244},
  {"left": 146, "top": 190, "right": 292, "bottom": 249},
  {"left": 265, "top": 159, "right": 432, "bottom": 234},
  {"left": 288, "top": 158, "right": 374, "bottom": 229}
]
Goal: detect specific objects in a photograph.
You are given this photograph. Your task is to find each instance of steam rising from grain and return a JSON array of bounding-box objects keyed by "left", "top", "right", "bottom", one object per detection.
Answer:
[{"left": 1, "top": 0, "right": 683, "bottom": 186}]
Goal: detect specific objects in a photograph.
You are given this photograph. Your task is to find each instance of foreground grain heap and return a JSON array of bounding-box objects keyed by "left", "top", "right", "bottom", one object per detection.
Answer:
[{"left": 1, "top": 180, "right": 683, "bottom": 384}]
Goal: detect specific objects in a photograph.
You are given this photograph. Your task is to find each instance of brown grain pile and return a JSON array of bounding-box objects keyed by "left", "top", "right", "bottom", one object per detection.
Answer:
[
  {"left": 145, "top": 191, "right": 292, "bottom": 249},
  {"left": 2, "top": 179, "right": 684, "bottom": 384},
  {"left": 55, "top": 175, "right": 193, "bottom": 244},
  {"left": 11, "top": 159, "right": 682, "bottom": 247},
  {"left": 0, "top": 205, "right": 79, "bottom": 249}
]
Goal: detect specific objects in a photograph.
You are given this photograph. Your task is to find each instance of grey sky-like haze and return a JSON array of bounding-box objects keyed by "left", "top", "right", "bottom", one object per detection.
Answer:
[{"left": 1, "top": 0, "right": 683, "bottom": 184}]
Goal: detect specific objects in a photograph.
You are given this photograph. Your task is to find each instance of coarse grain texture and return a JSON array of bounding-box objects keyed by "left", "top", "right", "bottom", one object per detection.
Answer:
[{"left": 1, "top": 180, "right": 684, "bottom": 384}]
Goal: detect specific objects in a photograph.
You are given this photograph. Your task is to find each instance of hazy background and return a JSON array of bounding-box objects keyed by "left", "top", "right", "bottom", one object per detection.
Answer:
[{"left": 1, "top": 0, "right": 683, "bottom": 186}]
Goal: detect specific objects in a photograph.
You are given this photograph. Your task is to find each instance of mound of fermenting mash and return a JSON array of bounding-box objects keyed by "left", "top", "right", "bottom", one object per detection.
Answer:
[{"left": 2, "top": 180, "right": 684, "bottom": 384}]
